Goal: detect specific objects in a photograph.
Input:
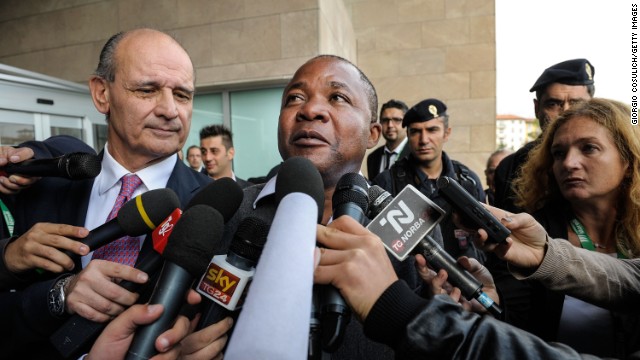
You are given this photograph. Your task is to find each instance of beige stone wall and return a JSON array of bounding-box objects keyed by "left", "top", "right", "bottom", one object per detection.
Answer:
[
  {"left": 346, "top": 0, "right": 496, "bottom": 182},
  {"left": 0, "top": 0, "right": 351, "bottom": 88},
  {"left": 0, "top": 0, "right": 495, "bottom": 183}
]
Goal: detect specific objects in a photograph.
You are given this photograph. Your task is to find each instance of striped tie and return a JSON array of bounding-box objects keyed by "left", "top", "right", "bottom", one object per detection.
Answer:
[{"left": 91, "top": 174, "right": 143, "bottom": 266}]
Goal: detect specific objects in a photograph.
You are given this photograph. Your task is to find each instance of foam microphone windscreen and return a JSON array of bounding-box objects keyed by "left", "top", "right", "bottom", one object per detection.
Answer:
[
  {"left": 275, "top": 156, "right": 324, "bottom": 223},
  {"left": 161, "top": 204, "right": 224, "bottom": 275},
  {"left": 117, "top": 188, "right": 181, "bottom": 235},
  {"left": 186, "top": 177, "right": 244, "bottom": 221},
  {"left": 225, "top": 161, "right": 321, "bottom": 360}
]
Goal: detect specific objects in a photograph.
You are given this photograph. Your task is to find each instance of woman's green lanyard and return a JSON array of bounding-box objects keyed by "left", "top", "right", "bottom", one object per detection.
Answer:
[
  {"left": 0, "top": 198, "right": 14, "bottom": 237},
  {"left": 569, "top": 218, "right": 625, "bottom": 259}
]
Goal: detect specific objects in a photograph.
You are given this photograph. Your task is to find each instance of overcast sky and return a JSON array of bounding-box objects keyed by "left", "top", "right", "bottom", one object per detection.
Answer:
[{"left": 496, "top": 0, "right": 630, "bottom": 118}]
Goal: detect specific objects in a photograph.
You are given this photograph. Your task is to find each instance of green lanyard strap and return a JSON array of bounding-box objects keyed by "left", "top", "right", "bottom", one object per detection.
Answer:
[
  {"left": 0, "top": 198, "right": 14, "bottom": 237},
  {"left": 569, "top": 218, "right": 625, "bottom": 259}
]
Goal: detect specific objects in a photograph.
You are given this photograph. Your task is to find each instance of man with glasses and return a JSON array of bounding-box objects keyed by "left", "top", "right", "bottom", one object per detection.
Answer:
[{"left": 366, "top": 99, "right": 410, "bottom": 180}]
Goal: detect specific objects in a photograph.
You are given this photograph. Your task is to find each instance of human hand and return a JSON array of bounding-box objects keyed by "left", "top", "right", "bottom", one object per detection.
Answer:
[
  {"left": 87, "top": 290, "right": 202, "bottom": 360},
  {"left": 65, "top": 260, "right": 149, "bottom": 322},
  {"left": 415, "top": 255, "right": 499, "bottom": 314},
  {"left": 178, "top": 316, "right": 233, "bottom": 360},
  {"left": 475, "top": 206, "right": 548, "bottom": 269},
  {"left": 0, "top": 146, "right": 39, "bottom": 194},
  {"left": 4, "top": 223, "right": 90, "bottom": 274},
  {"left": 314, "top": 215, "right": 398, "bottom": 322}
]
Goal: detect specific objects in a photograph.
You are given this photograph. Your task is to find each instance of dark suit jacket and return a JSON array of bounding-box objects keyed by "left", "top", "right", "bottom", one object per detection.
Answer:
[
  {"left": 0, "top": 136, "right": 212, "bottom": 359},
  {"left": 366, "top": 142, "right": 410, "bottom": 180},
  {"left": 235, "top": 177, "right": 253, "bottom": 189}
]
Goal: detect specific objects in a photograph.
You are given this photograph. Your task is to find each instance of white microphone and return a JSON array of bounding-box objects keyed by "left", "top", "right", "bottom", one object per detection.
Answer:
[{"left": 225, "top": 156, "right": 323, "bottom": 360}]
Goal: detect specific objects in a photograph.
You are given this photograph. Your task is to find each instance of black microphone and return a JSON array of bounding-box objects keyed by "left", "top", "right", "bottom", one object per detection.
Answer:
[
  {"left": 0, "top": 152, "right": 101, "bottom": 180},
  {"left": 319, "top": 172, "right": 369, "bottom": 352},
  {"left": 332, "top": 172, "right": 369, "bottom": 224},
  {"left": 51, "top": 181, "right": 242, "bottom": 359},
  {"left": 67, "top": 188, "right": 181, "bottom": 257},
  {"left": 366, "top": 185, "right": 502, "bottom": 317},
  {"left": 126, "top": 204, "right": 224, "bottom": 360},
  {"left": 195, "top": 216, "right": 269, "bottom": 330},
  {"left": 185, "top": 177, "right": 244, "bottom": 222},
  {"left": 367, "top": 185, "right": 393, "bottom": 218}
]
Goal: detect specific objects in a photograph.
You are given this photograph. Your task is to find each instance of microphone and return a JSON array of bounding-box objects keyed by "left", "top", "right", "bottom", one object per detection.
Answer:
[
  {"left": 367, "top": 185, "right": 393, "bottom": 218},
  {"left": 150, "top": 178, "right": 244, "bottom": 254},
  {"left": 366, "top": 185, "right": 502, "bottom": 317},
  {"left": 317, "top": 172, "right": 370, "bottom": 353},
  {"left": 184, "top": 177, "right": 244, "bottom": 221},
  {"left": 436, "top": 176, "right": 510, "bottom": 244},
  {"left": 195, "top": 216, "right": 269, "bottom": 330},
  {"left": 67, "top": 188, "right": 181, "bottom": 257},
  {"left": 225, "top": 156, "right": 323, "bottom": 360},
  {"left": 332, "top": 172, "right": 369, "bottom": 224},
  {"left": 126, "top": 204, "right": 224, "bottom": 360},
  {"left": 51, "top": 181, "right": 242, "bottom": 359},
  {"left": 0, "top": 152, "right": 101, "bottom": 180}
]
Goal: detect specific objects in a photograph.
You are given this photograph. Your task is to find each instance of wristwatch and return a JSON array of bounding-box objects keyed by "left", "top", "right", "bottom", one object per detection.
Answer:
[{"left": 48, "top": 275, "right": 73, "bottom": 317}]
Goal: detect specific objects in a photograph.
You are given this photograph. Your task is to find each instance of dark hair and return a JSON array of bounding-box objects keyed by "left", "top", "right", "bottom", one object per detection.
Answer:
[
  {"left": 311, "top": 55, "right": 378, "bottom": 124},
  {"left": 199, "top": 124, "right": 233, "bottom": 149},
  {"left": 379, "top": 99, "right": 408, "bottom": 118},
  {"left": 186, "top": 145, "right": 200, "bottom": 153},
  {"left": 535, "top": 84, "right": 595, "bottom": 101},
  {"left": 94, "top": 31, "right": 127, "bottom": 81}
]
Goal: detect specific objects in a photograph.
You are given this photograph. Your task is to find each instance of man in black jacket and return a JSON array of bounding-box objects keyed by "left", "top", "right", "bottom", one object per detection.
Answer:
[
  {"left": 365, "top": 99, "right": 410, "bottom": 180},
  {"left": 374, "top": 98, "right": 486, "bottom": 262}
]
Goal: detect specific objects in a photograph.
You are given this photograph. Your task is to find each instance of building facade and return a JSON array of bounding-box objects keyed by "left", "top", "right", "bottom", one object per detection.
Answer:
[{"left": 0, "top": 0, "right": 496, "bottom": 180}]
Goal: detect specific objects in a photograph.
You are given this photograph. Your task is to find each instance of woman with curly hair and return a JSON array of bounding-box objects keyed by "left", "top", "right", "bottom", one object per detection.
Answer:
[{"left": 498, "top": 98, "right": 640, "bottom": 358}]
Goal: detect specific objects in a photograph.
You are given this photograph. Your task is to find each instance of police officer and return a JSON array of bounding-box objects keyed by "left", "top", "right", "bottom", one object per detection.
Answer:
[{"left": 373, "top": 98, "right": 486, "bottom": 262}]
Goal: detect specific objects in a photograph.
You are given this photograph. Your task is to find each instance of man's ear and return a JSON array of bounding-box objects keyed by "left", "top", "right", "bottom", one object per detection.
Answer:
[
  {"left": 89, "top": 76, "right": 110, "bottom": 115},
  {"left": 228, "top": 147, "right": 236, "bottom": 160},
  {"left": 367, "top": 123, "right": 382, "bottom": 149},
  {"left": 443, "top": 126, "right": 452, "bottom": 142}
]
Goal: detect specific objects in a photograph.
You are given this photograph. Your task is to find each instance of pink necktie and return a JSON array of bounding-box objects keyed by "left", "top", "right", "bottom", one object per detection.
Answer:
[{"left": 91, "top": 174, "right": 143, "bottom": 266}]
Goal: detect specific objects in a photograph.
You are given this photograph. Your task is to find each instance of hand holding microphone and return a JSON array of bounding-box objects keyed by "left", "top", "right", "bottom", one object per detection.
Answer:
[
  {"left": 367, "top": 185, "right": 502, "bottom": 317},
  {"left": 0, "top": 149, "right": 101, "bottom": 194},
  {"left": 51, "top": 181, "right": 242, "bottom": 359},
  {"left": 0, "top": 146, "right": 37, "bottom": 194},
  {"left": 127, "top": 204, "right": 224, "bottom": 360}
]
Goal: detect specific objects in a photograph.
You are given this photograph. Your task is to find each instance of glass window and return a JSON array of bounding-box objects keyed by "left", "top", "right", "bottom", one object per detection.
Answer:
[
  {"left": 230, "top": 87, "right": 283, "bottom": 180},
  {"left": 50, "top": 114, "right": 83, "bottom": 141},
  {"left": 0, "top": 109, "right": 35, "bottom": 145},
  {"left": 186, "top": 94, "right": 224, "bottom": 151}
]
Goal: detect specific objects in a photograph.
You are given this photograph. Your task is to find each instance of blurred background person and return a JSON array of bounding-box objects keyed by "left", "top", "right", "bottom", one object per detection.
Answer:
[
  {"left": 199, "top": 124, "right": 252, "bottom": 188},
  {"left": 366, "top": 99, "right": 410, "bottom": 180},
  {"left": 185, "top": 145, "right": 203, "bottom": 171},
  {"left": 484, "top": 149, "right": 512, "bottom": 205}
]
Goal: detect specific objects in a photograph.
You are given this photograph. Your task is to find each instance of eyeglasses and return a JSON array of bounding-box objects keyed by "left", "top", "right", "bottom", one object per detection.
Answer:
[{"left": 380, "top": 117, "right": 403, "bottom": 124}]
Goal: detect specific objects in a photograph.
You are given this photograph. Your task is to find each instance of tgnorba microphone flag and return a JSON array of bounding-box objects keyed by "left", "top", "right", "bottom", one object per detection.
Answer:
[{"left": 367, "top": 185, "right": 445, "bottom": 261}]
